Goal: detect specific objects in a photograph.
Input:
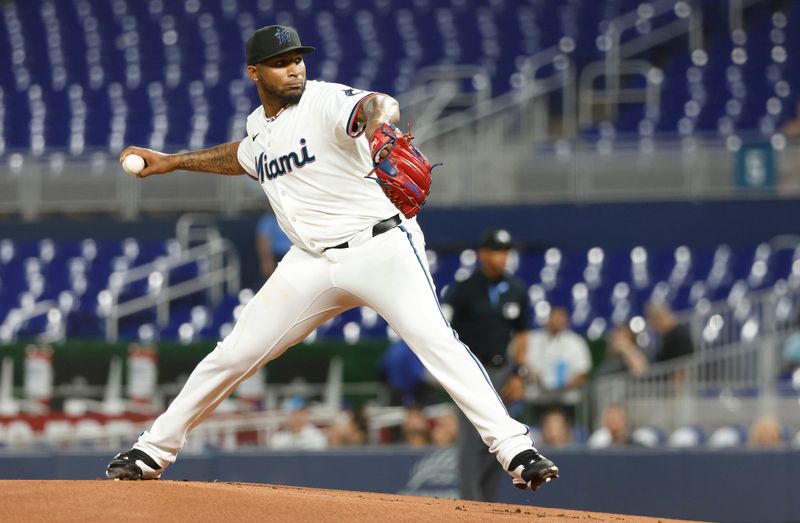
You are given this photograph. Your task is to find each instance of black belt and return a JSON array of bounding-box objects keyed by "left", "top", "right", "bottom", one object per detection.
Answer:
[{"left": 324, "top": 214, "right": 402, "bottom": 251}]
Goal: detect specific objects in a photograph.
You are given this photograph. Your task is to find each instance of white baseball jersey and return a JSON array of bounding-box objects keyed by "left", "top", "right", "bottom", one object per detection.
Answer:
[
  {"left": 237, "top": 80, "right": 399, "bottom": 253},
  {"left": 131, "top": 79, "right": 539, "bottom": 484}
]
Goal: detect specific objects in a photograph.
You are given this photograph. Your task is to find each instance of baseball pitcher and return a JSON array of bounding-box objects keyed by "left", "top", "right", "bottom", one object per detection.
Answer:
[{"left": 106, "top": 25, "right": 558, "bottom": 492}]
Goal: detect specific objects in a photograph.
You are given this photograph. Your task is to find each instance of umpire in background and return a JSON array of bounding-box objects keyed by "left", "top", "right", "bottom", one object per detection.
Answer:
[{"left": 443, "top": 229, "right": 531, "bottom": 502}]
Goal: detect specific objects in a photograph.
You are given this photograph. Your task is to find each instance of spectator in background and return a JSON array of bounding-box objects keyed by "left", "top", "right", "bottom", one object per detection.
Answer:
[
  {"left": 268, "top": 397, "right": 327, "bottom": 451},
  {"left": 255, "top": 211, "right": 292, "bottom": 280},
  {"left": 430, "top": 410, "right": 459, "bottom": 447},
  {"left": 519, "top": 306, "right": 592, "bottom": 421},
  {"left": 378, "top": 339, "right": 435, "bottom": 407},
  {"left": 595, "top": 325, "right": 649, "bottom": 377},
  {"left": 645, "top": 301, "right": 694, "bottom": 388},
  {"left": 645, "top": 301, "right": 694, "bottom": 363},
  {"left": 442, "top": 228, "right": 532, "bottom": 502},
  {"left": 587, "top": 404, "right": 633, "bottom": 448},
  {"left": 327, "top": 406, "right": 368, "bottom": 447},
  {"left": 402, "top": 407, "right": 431, "bottom": 447},
  {"left": 748, "top": 416, "right": 784, "bottom": 448},
  {"left": 540, "top": 408, "right": 573, "bottom": 448}
]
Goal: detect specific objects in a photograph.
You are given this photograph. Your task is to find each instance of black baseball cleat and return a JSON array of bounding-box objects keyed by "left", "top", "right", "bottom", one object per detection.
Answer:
[
  {"left": 507, "top": 449, "right": 559, "bottom": 491},
  {"left": 106, "top": 448, "right": 163, "bottom": 480}
]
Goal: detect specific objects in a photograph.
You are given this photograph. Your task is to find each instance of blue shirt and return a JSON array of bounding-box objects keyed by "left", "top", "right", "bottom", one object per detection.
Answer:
[
  {"left": 379, "top": 340, "right": 425, "bottom": 402},
  {"left": 257, "top": 213, "right": 292, "bottom": 257}
]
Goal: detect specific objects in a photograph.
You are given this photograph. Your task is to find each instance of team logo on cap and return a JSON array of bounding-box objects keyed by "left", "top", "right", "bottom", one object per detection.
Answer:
[
  {"left": 495, "top": 230, "right": 511, "bottom": 243},
  {"left": 274, "top": 27, "right": 292, "bottom": 45}
]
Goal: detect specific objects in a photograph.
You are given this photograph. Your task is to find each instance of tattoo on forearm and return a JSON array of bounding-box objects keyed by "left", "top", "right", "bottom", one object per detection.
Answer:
[
  {"left": 174, "top": 141, "right": 245, "bottom": 175},
  {"left": 359, "top": 95, "right": 400, "bottom": 134}
]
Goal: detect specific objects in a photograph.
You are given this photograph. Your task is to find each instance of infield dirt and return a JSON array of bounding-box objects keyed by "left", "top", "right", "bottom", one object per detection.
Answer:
[{"left": 0, "top": 480, "right": 701, "bottom": 522}]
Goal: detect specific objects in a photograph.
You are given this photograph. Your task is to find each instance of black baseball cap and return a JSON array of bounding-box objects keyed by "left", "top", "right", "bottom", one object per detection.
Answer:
[
  {"left": 479, "top": 229, "right": 514, "bottom": 250},
  {"left": 246, "top": 25, "right": 315, "bottom": 66}
]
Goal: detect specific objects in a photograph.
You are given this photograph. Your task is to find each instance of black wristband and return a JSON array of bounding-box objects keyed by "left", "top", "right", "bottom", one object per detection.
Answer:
[{"left": 511, "top": 364, "right": 529, "bottom": 378}]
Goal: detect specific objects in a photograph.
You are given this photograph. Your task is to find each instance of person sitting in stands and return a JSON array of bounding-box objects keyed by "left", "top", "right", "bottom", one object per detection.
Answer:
[
  {"left": 587, "top": 404, "right": 634, "bottom": 448},
  {"left": 269, "top": 397, "right": 327, "bottom": 450},
  {"left": 539, "top": 408, "right": 573, "bottom": 448},
  {"left": 595, "top": 325, "right": 649, "bottom": 377},
  {"left": 748, "top": 416, "right": 784, "bottom": 448},
  {"left": 402, "top": 407, "right": 431, "bottom": 447}
]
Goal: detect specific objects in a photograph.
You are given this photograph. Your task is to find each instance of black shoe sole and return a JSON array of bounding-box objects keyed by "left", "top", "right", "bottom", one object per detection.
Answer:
[
  {"left": 531, "top": 465, "right": 559, "bottom": 490},
  {"left": 106, "top": 462, "right": 143, "bottom": 480},
  {"left": 514, "top": 464, "right": 560, "bottom": 491},
  {"left": 527, "top": 465, "right": 560, "bottom": 491}
]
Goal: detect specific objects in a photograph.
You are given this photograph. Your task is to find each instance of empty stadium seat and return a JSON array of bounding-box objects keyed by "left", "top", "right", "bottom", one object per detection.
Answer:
[
  {"left": 586, "top": 427, "right": 612, "bottom": 448},
  {"left": 668, "top": 426, "right": 705, "bottom": 448},
  {"left": 74, "top": 418, "right": 104, "bottom": 447},
  {"left": 707, "top": 425, "right": 747, "bottom": 448},
  {"left": 105, "top": 419, "right": 137, "bottom": 448},
  {"left": 2, "top": 0, "right": 796, "bottom": 154},
  {"left": 4, "top": 420, "right": 35, "bottom": 448},
  {"left": 1, "top": 236, "right": 798, "bottom": 343},
  {"left": 42, "top": 419, "right": 73, "bottom": 446},
  {"left": 631, "top": 426, "right": 666, "bottom": 448},
  {"left": 793, "top": 430, "right": 800, "bottom": 449}
]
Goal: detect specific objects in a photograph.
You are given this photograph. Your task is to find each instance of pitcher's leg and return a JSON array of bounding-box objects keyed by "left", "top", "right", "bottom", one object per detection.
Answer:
[
  {"left": 338, "top": 226, "right": 533, "bottom": 469},
  {"left": 133, "top": 253, "right": 353, "bottom": 468}
]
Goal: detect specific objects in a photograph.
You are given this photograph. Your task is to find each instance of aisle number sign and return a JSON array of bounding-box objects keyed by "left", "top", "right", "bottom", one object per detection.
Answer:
[{"left": 735, "top": 142, "right": 776, "bottom": 190}]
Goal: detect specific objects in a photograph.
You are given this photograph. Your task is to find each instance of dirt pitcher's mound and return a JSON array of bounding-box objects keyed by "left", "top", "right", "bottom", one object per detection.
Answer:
[{"left": 0, "top": 480, "right": 696, "bottom": 522}]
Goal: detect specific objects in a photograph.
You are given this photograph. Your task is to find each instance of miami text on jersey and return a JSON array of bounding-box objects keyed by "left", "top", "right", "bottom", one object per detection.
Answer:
[{"left": 255, "top": 138, "right": 316, "bottom": 182}]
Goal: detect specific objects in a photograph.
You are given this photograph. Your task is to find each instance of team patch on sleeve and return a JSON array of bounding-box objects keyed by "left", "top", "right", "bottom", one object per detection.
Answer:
[
  {"left": 236, "top": 134, "right": 259, "bottom": 181},
  {"left": 345, "top": 92, "right": 378, "bottom": 138}
]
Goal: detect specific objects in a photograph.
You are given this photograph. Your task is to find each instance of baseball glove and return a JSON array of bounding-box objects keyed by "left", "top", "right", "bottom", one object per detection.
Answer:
[{"left": 367, "top": 123, "right": 436, "bottom": 219}]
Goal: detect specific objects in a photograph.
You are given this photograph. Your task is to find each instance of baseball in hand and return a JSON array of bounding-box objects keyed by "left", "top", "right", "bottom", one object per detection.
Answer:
[{"left": 122, "top": 153, "right": 146, "bottom": 175}]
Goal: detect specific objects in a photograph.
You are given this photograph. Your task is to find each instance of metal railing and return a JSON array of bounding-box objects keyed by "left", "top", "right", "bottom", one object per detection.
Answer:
[
  {"left": 176, "top": 213, "right": 226, "bottom": 251},
  {"left": 593, "top": 339, "right": 800, "bottom": 434},
  {"left": 592, "top": 280, "right": 800, "bottom": 433},
  {"left": 0, "top": 299, "right": 63, "bottom": 344},
  {"left": 0, "top": 3, "right": 792, "bottom": 214},
  {"left": 0, "top": 2, "right": 791, "bottom": 214},
  {"left": 1, "top": 130, "right": 798, "bottom": 213},
  {"left": 0, "top": 396, "right": 455, "bottom": 450},
  {"left": 399, "top": 64, "right": 493, "bottom": 133},
  {"left": 0, "top": 350, "right": 392, "bottom": 448},
  {"left": 729, "top": 0, "right": 771, "bottom": 32},
  {"left": 578, "top": 59, "right": 662, "bottom": 128},
  {"left": 686, "top": 276, "right": 800, "bottom": 351},
  {"left": 104, "top": 236, "right": 240, "bottom": 342},
  {"left": 600, "top": 0, "right": 702, "bottom": 112},
  {"left": 411, "top": 41, "right": 576, "bottom": 146}
]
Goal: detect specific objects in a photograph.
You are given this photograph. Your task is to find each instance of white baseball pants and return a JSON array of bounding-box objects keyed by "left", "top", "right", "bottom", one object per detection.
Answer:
[{"left": 134, "top": 220, "right": 534, "bottom": 470}]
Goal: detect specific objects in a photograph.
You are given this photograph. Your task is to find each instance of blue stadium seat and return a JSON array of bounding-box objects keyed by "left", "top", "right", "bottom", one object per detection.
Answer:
[
  {"left": 708, "top": 425, "right": 747, "bottom": 448},
  {"left": 668, "top": 426, "right": 705, "bottom": 448},
  {"left": 631, "top": 426, "right": 666, "bottom": 448},
  {"left": 2, "top": 231, "right": 800, "bottom": 342},
  {"left": 3, "top": 0, "right": 794, "bottom": 154}
]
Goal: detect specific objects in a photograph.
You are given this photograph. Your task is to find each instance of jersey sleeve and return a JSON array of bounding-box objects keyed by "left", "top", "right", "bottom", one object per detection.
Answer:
[
  {"left": 237, "top": 136, "right": 259, "bottom": 181},
  {"left": 317, "top": 83, "right": 379, "bottom": 142},
  {"left": 338, "top": 91, "right": 379, "bottom": 139}
]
